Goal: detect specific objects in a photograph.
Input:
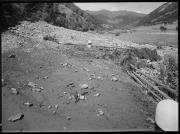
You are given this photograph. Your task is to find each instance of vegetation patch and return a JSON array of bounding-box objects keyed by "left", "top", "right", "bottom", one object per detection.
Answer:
[
  {"left": 43, "top": 35, "right": 59, "bottom": 44},
  {"left": 101, "top": 47, "right": 161, "bottom": 70},
  {"left": 158, "top": 54, "right": 178, "bottom": 90}
]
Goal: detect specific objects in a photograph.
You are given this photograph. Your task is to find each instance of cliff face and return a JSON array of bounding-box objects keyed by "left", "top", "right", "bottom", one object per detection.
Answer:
[{"left": 1, "top": 3, "right": 100, "bottom": 32}]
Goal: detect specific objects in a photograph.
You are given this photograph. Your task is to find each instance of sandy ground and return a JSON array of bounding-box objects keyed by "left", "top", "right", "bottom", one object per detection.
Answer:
[{"left": 2, "top": 32, "right": 156, "bottom": 132}]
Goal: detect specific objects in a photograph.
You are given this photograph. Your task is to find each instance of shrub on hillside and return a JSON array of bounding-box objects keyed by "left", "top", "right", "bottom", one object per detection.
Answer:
[
  {"left": 123, "top": 47, "right": 161, "bottom": 61},
  {"left": 101, "top": 47, "right": 161, "bottom": 71},
  {"left": 135, "top": 59, "right": 149, "bottom": 69},
  {"left": 89, "top": 27, "right": 95, "bottom": 31},
  {"left": 158, "top": 54, "right": 178, "bottom": 89},
  {"left": 43, "top": 35, "right": 59, "bottom": 44},
  {"left": 157, "top": 45, "right": 163, "bottom": 49},
  {"left": 115, "top": 33, "right": 120, "bottom": 36},
  {"left": 82, "top": 28, "right": 88, "bottom": 32},
  {"left": 119, "top": 52, "right": 137, "bottom": 71}
]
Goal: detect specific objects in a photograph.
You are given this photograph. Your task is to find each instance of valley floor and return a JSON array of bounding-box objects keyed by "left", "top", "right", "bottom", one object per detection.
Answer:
[
  {"left": 2, "top": 21, "right": 177, "bottom": 131},
  {"left": 2, "top": 31, "right": 156, "bottom": 132}
]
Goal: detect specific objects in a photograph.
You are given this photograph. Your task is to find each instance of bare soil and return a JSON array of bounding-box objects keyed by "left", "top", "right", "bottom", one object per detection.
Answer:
[{"left": 2, "top": 31, "right": 156, "bottom": 132}]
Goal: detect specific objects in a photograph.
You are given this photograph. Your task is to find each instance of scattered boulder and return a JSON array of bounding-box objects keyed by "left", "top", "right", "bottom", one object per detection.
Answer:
[
  {"left": 87, "top": 40, "right": 92, "bottom": 48},
  {"left": 52, "top": 111, "right": 56, "bottom": 115},
  {"left": 8, "top": 54, "right": 16, "bottom": 58},
  {"left": 68, "top": 95, "right": 73, "bottom": 100},
  {"left": 48, "top": 105, "right": 52, "bottom": 109},
  {"left": 42, "top": 76, "right": 48, "bottom": 80},
  {"left": 39, "top": 86, "right": 44, "bottom": 90},
  {"left": 74, "top": 69, "right": 78, "bottom": 72},
  {"left": 79, "top": 94, "right": 85, "bottom": 100},
  {"left": 66, "top": 82, "right": 75, "bottom": 88},
  {"left": 55, "top": 104, "right": 59, "bottom": 109},
  {"left": 79, "top": 84, "right": 88, "bottom": 89},
  {"left": 97, "top": 76, "right": 103, "bottom": 80},
  {"left": 62, "top": 63, "right": 68, "bottom": 66},
  {"left": 83, "top": 67, "right": 89, "bottom": 72},
  {"left": 97, "top": 109, "right": 104, "bottom": 116},
  {"left": 31, "top": 88, "right": 41, "bottom": 92},
  {"left": 89, "top": 74, "right": 96, "bottom": 80},
  {"left": 81, "top": 91, "right": 89, "bottom": 96},
  {"left": 23, "top": 102, "right": 33, "bottom": 107},
  {"left": 66, "top": 116, "right": 71, "bottom": 120},
  {"left": 111, "top": 77, "right": 118, "bottom": 82},
  {"left": 146, "top": 117, "right": 155, "bottom": 124},
  {"left": 8, "top": 113, "right": 24, "bottom": 122},
  {"left": 94, "top": 93, "right": 100, "bottom": 97},
  {"left": 11, "top": 88, "right": 19, "bottom": 94},
  {"left": 27, "top": 81, "right": 36, "bottom": 88},
  {"left": 88, "top": 40, "right": 92, "bottom": 45},
  {"left": 2, "top": 79, "right": 7, "bottom": 87}
]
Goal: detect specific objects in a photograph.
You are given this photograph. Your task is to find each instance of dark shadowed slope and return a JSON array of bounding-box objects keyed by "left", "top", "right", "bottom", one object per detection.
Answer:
[{"left": 1, "top": 3, "right": 101, "bottom": 32}]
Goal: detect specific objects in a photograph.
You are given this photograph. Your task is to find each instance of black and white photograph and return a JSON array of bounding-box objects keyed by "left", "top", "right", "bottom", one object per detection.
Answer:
[{"left": 1, "top": 1, "right": 178, "bottom": 132}]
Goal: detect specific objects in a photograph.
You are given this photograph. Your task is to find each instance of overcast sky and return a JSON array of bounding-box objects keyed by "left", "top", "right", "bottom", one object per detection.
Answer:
[{"left": 74, "top": 2, "right": 166, "bottom": 14}]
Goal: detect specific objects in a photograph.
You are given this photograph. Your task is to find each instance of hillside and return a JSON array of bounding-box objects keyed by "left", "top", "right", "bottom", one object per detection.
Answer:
[
  {"left": 87, "top": 10, "right": 146, "bottom": 29},
  {"left": 137, "top": 2, "right": 178, "bottom": 26},
  {"left": 87, "top": 10, "right": 146, "bottom": 18},
  {"left": 1, "top": 3, "right": 101, "bottom": 32}
]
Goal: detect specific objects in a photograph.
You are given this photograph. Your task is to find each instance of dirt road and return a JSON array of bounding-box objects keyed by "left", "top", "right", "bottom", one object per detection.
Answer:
[{"left": 1, "top": 37, "right": 156, "bottom": 131}]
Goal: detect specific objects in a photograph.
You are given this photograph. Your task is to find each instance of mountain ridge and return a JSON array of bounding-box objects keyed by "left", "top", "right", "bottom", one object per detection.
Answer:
[
  {"left": 86, "top": 9, "right": 146, "bottom": 29},
  {"left": 86, "top": 9, "right": 146, "bottom": 18},
  {"left": 137, "top": 2, "right": 178, "bottom": 26}
]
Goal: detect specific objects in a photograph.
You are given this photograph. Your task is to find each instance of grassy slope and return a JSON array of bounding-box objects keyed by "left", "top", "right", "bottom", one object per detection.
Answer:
[{"left": 109, "top": 23, "right": 178, "bottom": 48}]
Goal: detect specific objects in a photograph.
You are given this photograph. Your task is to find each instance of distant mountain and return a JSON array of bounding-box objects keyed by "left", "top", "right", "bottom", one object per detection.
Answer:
[
  {"left": 86, "top": 9, "right": 146, "bottom": 29},
  {"left": 137, "top": 2, "right": 178, "bottom": 26},
  {"left": 1, "top": 3, "right": 101, "bottom": 32},
  {"left": 87, "top": 9, "right": 146, "bottom": 18}
]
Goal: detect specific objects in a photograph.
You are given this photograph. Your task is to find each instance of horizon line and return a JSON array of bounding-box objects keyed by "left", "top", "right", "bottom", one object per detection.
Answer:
[{"left": 85, "top": 9, "right": 148, "bottom": 14}]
